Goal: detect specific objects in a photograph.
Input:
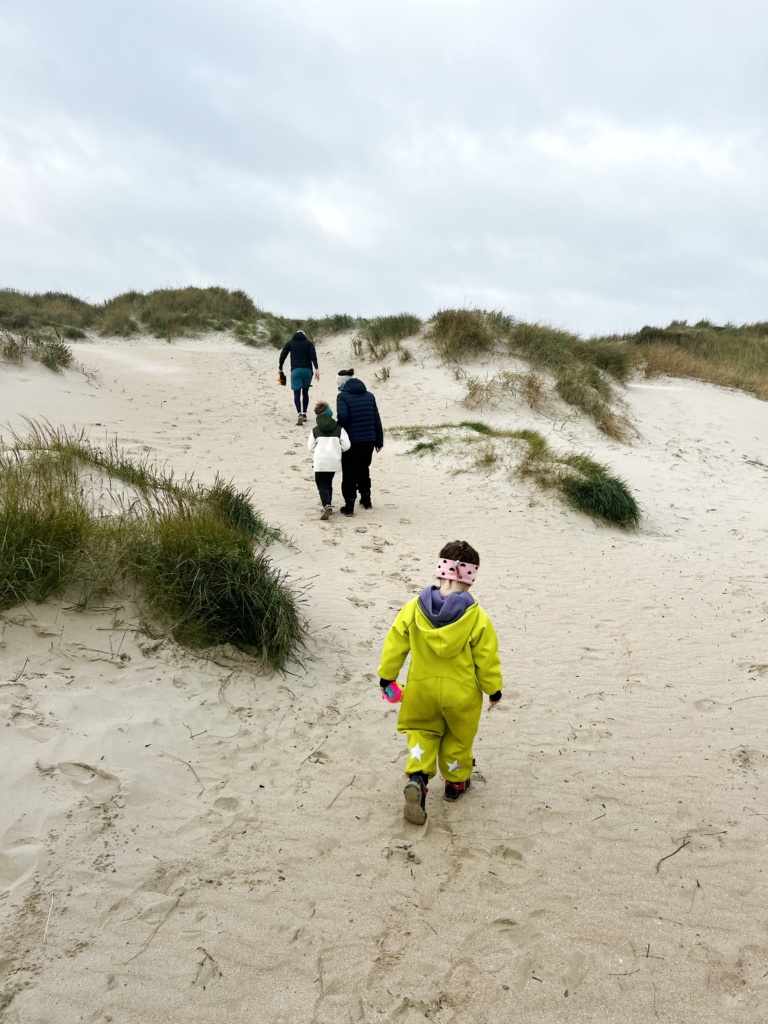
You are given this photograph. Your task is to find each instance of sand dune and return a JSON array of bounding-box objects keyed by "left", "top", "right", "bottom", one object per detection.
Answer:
[{"left": 1, "top": 331, "right": 767, "bottom": 1023}]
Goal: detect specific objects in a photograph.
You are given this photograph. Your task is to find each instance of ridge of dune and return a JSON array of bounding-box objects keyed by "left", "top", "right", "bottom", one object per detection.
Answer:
[{"left": 1, "top": 330, "right": 767, "bottom": 1023}]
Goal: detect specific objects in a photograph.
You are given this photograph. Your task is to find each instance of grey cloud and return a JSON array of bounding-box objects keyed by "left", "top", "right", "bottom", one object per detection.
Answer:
[{"left": 1, "top": 0, "right": 766, "bottom": 333}]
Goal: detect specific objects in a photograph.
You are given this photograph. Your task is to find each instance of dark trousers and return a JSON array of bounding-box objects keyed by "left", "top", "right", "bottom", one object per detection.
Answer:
[
  {"left": 341, "top": 442, "right": 375, "bottom": 509},
  {"left": 314, "top": 471, "right": 335, "bottom": 508},
  {"left": 293, "top": 388, "right": 310, "bottom": 414}
]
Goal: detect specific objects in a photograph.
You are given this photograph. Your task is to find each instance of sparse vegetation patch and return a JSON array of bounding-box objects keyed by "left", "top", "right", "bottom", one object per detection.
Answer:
[
  {"left": 1, "top": 332, "right": 73, "bottom": 372},
  {"left": 392, "top": 421, "right": 640, "bottom": 527},
  {"left": 355, "top": 314, "right": 422, "bottom": 360}
]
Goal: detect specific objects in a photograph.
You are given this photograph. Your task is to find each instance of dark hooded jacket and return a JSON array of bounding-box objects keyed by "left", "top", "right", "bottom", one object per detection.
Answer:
[
  {"left": 336, "top": 378, "right": 384, "bottom": 447},
  {"left": 279, "top": 331, "right": 318, "bottom": 372}
]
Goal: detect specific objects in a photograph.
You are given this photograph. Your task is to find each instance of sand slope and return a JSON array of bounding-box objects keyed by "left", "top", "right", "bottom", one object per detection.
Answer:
[{"left": 1, "top": 333, "right": 767, "bottom": 1023}]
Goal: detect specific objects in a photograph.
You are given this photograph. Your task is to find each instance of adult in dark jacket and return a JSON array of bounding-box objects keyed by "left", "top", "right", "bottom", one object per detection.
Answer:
[
  {"left": 279, "top": 331, "right": 319, "bottom": 424},
  {"left": 336, "top": 376, "right": 384, "bottom": 516}
]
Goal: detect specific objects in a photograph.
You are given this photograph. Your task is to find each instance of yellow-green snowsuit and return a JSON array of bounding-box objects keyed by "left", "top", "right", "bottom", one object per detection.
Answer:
[{"left": 377, "top": 597, "right": 502, "bottom": 782}]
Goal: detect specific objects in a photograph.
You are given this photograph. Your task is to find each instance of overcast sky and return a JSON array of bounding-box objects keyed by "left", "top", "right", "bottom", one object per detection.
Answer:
[{"left": 1, "top": 0, "right": 766, "bottom": 335}]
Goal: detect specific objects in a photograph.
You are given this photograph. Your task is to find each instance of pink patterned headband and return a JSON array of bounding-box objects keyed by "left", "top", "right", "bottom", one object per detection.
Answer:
[{"left": 436, "top": 558, "right": 479, "bottom": 586}]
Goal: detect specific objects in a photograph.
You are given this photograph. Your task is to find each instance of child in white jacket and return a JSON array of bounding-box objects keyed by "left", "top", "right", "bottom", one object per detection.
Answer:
[{"left": 308, "top": 401, "right": 351, "bottom": 519}]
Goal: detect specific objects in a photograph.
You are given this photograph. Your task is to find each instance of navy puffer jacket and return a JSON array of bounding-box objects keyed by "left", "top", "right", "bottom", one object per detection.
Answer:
[{"left": 337, "top": 379, "right": 384, "bottom": 447}]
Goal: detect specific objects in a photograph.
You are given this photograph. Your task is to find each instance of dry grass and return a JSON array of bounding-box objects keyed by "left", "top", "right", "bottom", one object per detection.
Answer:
[
  {"left": 636, "top": 342, "right": 768, "bottom": 399},
  {"left": 1, "top": 332, "right": 73, "bottom": 372},
  {"left": 462, "top": 370, "right": 549, "bottom": 413}
]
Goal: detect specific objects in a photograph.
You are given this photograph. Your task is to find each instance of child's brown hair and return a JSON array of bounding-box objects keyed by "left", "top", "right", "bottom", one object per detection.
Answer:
[{"left": 439, "top": 540, "right": 480, "bottom": 566}]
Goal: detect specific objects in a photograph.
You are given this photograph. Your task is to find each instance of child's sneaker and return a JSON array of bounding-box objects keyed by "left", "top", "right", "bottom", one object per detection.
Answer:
[
  {"left": 403, "top": 772, "right": 428, "bottom": 825},
  {"left": 444, "top": 777, "right": 471, "bottom": 802},
  {"left": 320, "top": 505, "right": 332, "bottom": 520},
  {"left": 339, "top": 505, "right": 354, "bottom": 517}
]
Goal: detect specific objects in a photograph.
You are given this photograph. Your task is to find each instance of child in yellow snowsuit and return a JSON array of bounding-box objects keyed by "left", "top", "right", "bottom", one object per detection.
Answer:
[{"left": 377, "top": 540, "right": 502, "bottom": 825}]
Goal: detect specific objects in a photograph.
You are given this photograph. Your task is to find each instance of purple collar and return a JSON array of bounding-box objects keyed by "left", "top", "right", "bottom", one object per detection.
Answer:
[{"left": 418, "top": 586, "right": 474, "bottom": 627}]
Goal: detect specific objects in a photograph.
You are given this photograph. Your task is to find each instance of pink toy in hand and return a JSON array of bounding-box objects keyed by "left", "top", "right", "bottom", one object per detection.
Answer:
[{"left": 382, "top": 682, "right": 403, "bottom": 703}]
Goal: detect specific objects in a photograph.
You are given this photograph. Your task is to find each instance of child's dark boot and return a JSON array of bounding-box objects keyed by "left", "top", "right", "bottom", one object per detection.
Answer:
[
  {"left": 444, "top": 777, "right": 471, "bottom": 802},
  {"left": 403, "top": 772, "right": 428, "bottom": 825}
]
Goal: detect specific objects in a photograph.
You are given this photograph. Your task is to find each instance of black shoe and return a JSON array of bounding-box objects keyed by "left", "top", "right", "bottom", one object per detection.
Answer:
[
  {"left": 340, "top": 506, "right": 354, "bottom": 517},
  {"left": 403, "top": 773, "right": 428, "bottom": 825},
  {"left": 444, "top": 777, "right": 471, "bottom": 802},
  {"left": 361, "top": 500, "right": 372, "bottom": 510}
]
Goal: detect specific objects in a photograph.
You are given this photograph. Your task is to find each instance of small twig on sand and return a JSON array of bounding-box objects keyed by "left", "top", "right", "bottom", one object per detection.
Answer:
[
  {"left": 326, "top": 775, "right": 355, "bottom": 809},
  {"left": 182, "top": 721, "right": 207, "bottom": 739},
  {"left": 12, "top": 658, "right": 29, "bottom": 682},
  {"left": 608, "top": 968, "right": 641, "bottom": 977},
  {"left": 160, "top": 751, "right": 202, "bottom": 790},
  {"left": 123, "top": 894, "right": 182, "bottom": 965},
  {"left": 299, "top": 735, "right": 328, "bottom": 767},
  {"left": 43, "top": 895, "right": 54, "bottom": 943},
  {"left": 655, "top": 837, "right": 690, "bottom": 873}
]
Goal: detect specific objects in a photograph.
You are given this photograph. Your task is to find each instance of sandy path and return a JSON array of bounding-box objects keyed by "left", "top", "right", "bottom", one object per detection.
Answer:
[{"left": 1, "top": 334, "right": 767, "bottom": 1023}]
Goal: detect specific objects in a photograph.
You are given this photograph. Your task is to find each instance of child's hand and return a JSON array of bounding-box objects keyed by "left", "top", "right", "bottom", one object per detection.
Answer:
[{"left": 488, "top": 690, "right": 502, "bottom": 707}]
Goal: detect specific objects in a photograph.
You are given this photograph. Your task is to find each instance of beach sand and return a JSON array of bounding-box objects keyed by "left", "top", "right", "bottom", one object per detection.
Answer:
[{"left": 1, "top": 332, "right": 767, "bottom": 1023}]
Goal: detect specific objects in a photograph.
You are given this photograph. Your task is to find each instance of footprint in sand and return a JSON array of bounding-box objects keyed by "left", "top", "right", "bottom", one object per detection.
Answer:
[
  {"left": 213, "top": 796, "right": 240, "bottom": 812},
  {"left": 56, "top": 762, "right": 122, "bottom": 803}
]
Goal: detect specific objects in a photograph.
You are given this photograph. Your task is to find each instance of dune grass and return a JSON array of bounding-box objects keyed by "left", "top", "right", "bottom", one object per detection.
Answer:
[
  {"left": 1, "top": 331, "right": 73, "bottom": 372},
  {"left": 428, "top": 309, "right": 633, "bottom": 440},
  {"left": 0, "top": 286, "right": 263, "bottom": 340},
  {"left": 0, "top": 289, "right": 95, "bottom": 332},
  {"left": 0, "top": 452, "right": 92, "bottom": 607},
  {"left": 392, "top": 421, "right": 640, "bottom": 527},
  {"left": 0, "top": 425, "right": 303, "bottom": 667},
  {"left": 616, "top": 320, "right": 768, "bottom": 400},
  {"left": 2, "top": 287, "right": 765, "bottom": 398},
  {"left": 98, "top": 287, "right": 260, "bottom": 340},
  {"left": 355, "top": 314, "right": 422, "bottom": 361},
  {"left": 462, "top": 369, "right": 548, "bottom": 413},
  {"left": 235, "top": 312, "right": 358, "bottom": 349}
]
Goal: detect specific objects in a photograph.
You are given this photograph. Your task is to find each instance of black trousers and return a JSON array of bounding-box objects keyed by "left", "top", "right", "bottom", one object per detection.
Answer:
[
  {"left": 314, "top": 471, "right": 335, "bottom": 507},
  {"left": 341, "top": 442, "right": 375, "bottom": 508}
]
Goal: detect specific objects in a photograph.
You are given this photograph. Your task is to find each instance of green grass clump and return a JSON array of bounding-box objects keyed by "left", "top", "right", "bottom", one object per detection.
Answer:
[
  {"left": 0, "top": 453, "right": 92, "bottom": 608},
  {"left": 128, "top": 511, "right": 303, "bottom": 658},
  {"left": 38, "top": 337, "right": 74, "bottom": 372},
  {"left": 0, "top": 425, "right": 303, "bottom": 667},
  {"left": 99, "top": 310, "right": 141, "bottom": 337},
  {"left": 406, "top": 438, "right": 445, "bottom": 456},
  {"left": 427, "top": 309, "right": 496, "bottom": 359},
  {"left": 560, "top": 475, "right": 640, "bottom": 527},
  {"left": 202, "top": 480, "right": 277, "bottom": 541}
]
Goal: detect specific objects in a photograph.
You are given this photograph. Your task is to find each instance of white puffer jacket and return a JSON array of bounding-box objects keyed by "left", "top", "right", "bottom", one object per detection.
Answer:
[{"left": 308, "top": 427, "right": 351, "bottom": 472}]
